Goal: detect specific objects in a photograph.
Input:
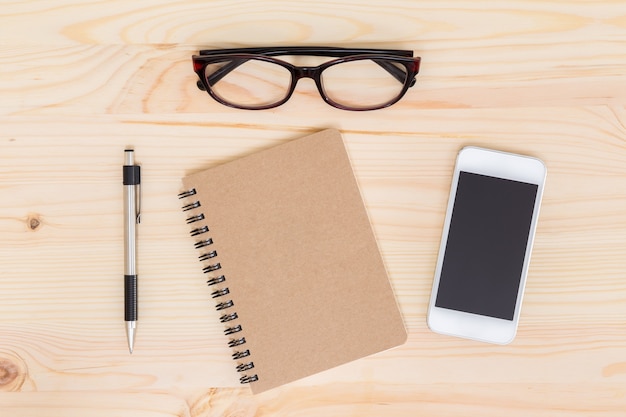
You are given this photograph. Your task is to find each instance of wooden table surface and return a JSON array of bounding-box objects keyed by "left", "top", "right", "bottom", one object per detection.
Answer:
[{"left": 1, "top": 1, "right": 625, "bottom": 416}]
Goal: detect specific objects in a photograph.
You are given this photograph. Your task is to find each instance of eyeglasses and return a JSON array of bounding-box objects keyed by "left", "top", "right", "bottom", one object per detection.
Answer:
[{"left": 192, "top": 47, "right": 421, "bottom": 111}]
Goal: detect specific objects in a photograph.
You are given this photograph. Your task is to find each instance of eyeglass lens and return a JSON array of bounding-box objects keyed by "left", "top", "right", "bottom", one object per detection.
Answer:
[
  {"left": 206, "top": 59, "right": 292, "bottom": 108},
  {"left": 203, "top": 57, "right": 409, "bottom": 110},
  {"left": 321, "top": 59, "right": 407, "bottom": 109}
]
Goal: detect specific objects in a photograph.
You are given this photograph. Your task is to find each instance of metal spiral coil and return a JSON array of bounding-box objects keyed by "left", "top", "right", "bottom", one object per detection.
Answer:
[
  {"left": 232, "top": 350, "right": 250, "bottom": 360},
  {"left": 240, "top": 375, "right": 259, "bottom": 384},
  {"left": 236, "top": 362, "right": 255, "bottom": 372},
  {"left": 202, "top": 263, "right": 221, "bottom": 273},
  {"left": 215, "top": 300, "right": 234, "bottom": 310},
  {"left": 211, "top": 287, "right": 230, "bottom": 298},
  {"left": 177, "top": 189, "right": 197, "bottom": 199},
  {"left": 186, "top": 213, "right": 205, "bottom": 224},
  {"left": 179, "top": 187, "right": 258, "bottom": 385},
  {"left": 220, "top": 312, "right": 238, "bottom": 322},
  {"left": 199, "top": 251, "right": 217, "bottom": 262},
  {"left": 194, "top": 238, "right": 213, "bottom": 249},
  {"left": 228, "top": 337, "right": 246, "bottom": 348},
  {"left": 207, "top": 275, "right": 225, "bottom": 286},
  {"left": 225, "top": 324, "right": 242, "bottom": 335},
  {"left": 190, "top": 226, "right": 209, "bottom": 236},
  {"left": 182, "top": 201, "right": 201, "bottom": 212}
]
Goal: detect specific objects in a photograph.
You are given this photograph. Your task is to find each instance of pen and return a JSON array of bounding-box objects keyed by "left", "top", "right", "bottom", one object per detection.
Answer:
[{"left": 123, "top": 149, "right": 141, "bottom": 354}]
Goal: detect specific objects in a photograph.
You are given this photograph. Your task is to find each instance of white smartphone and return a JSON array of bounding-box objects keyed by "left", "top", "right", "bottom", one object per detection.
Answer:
[{"left": 427, "top": 146, "right": 546, "bottom": 345}]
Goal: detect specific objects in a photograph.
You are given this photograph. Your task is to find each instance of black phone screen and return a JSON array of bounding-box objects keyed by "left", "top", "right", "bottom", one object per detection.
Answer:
[{"left": 435, "top": 171, "right": 538, "bottom": 320}]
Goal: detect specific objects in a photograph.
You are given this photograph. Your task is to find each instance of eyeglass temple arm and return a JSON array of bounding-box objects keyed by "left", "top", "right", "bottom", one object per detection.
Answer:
[
  {"left": 373, "top": 59, "right": 417, "bottom": 86},
  {"left": 198, "top": 46, "right": 414, "bottom": 58},
  {"left": 197, "top": 57, "right": 416, "bottom": 90},
  {"left": 199, "top": 60, "right": 243, "bottom": 89}
]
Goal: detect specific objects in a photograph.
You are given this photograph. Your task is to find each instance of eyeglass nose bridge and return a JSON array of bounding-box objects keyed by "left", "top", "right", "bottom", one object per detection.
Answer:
[
  {"left": 292, "top": 66, "right": 321, "bottom": 82},
  {"left": 290, "top": 66, "right": 326, "bottom": 102},
  {"left": 295, "top": 66, "right": 318, "bottom": 78}
]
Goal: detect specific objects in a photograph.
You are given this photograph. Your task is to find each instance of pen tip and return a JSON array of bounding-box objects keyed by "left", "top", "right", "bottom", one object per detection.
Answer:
[{"left": 126, "top": 321, "right": 136, "bottom": 355}]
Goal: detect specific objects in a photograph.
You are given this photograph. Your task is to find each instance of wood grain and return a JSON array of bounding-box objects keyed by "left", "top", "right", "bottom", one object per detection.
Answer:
[
  {"left": 2, "top": 1, "right": 626, "bottom": 115},
  {"left": 1, "top": 0, "right": 626, "bottom": 415}
]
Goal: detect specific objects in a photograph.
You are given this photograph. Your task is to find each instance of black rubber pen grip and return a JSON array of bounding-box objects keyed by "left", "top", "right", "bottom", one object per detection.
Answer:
[
  {"left": 124, "top": 274, "right": 138, "bottom": 321},
  {"left": 123, "top": 165, "right": 141, "bottom": 185}
]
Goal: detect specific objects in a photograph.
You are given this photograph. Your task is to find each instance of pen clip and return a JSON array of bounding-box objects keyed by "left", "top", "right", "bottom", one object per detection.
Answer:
[{"left": 135, "top": 183, "right": 141, "bottom": 224}]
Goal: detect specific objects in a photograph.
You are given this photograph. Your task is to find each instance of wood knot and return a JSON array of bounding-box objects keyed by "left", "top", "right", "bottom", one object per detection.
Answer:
[
  {"left": 0, "top": 354, "right": 27, "bottom": 391},
  {"left": 0, "top": 360, "right": 19, "bottom": 385},
  {"left": 26, "top": 213, "right": 42, "bottom": 231}
]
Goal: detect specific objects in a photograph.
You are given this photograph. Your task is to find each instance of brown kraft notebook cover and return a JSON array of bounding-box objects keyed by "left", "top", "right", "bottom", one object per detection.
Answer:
[{"left": 179, "top": 129, "right": 407, "bottom": 394}]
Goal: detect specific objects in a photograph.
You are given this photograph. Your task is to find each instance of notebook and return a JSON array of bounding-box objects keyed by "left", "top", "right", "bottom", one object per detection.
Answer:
[{"left": 178, "top": 129, "right": 407, "bottom": 394}]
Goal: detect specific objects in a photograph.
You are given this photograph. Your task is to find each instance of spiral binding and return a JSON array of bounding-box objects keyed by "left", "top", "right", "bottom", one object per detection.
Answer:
[{"left": 178, "top": 187, "right": 257, "bottom": 385}]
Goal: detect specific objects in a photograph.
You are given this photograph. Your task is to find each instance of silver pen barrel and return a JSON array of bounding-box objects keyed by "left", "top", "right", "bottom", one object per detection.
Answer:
[
  {"left": 123, "top": 149, "right": 140, "bottom": 353},
  {"left": 123, "top": 150, "right": 140, "bottom": 275}
]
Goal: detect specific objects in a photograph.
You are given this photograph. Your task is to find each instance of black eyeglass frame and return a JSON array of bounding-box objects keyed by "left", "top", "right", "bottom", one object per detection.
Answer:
[{"left": 192, "top": 46, "right": 421, "bottom": 111}]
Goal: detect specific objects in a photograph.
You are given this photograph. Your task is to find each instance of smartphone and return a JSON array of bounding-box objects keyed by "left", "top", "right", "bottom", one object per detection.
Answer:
[{"left": 427, "top": 146, "right": 546, "bottom": 344}]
